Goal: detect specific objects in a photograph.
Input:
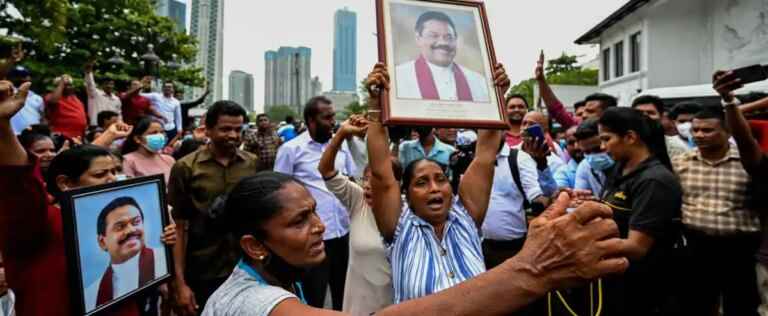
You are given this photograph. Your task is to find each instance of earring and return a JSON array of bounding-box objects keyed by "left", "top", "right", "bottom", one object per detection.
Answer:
[{"left": 257, "top": 255, "right": 265, "bottom": 261}]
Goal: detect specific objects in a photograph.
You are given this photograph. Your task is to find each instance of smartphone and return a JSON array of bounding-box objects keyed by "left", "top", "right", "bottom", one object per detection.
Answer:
[
  {"left": 732, "top": 64, "right": 768, "bottom": 85},
  {"left": 525, "top": 124, "right": 545, "bottom": 143}
]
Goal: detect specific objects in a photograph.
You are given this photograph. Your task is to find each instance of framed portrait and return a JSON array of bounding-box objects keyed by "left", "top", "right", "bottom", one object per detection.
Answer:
[
  {"left": 376, "top": 0, "right": 507, "bottom": 129},
  {"left": 60, "top": 175, "right": 173, "bottom": 316}
]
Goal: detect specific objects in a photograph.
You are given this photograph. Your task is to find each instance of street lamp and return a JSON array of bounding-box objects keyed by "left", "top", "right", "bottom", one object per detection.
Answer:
[
  {"left": 166, "top": 53, "right": 182, "bottom": 71},
  {"left": 140, "top": 44, "right": 160, "bottom": 76}
]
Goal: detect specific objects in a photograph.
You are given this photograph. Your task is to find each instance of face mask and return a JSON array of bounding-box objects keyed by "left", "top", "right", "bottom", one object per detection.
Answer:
[
  {"left": 116, "top": 174, "right": 128, "bottom": 181},
  {"left": 144, "top": 133, "right": 166, "bottom": 152},
  {"left": 183, "top": 134, "right": 194, "bottom": 142},
  {"left": 558, "top": 139, "right": 567, "bottom": 150},
  {"left": 677, "top": 122, "right": 692, "bottom": 140},
  {"left": 585, "top": 153, "right": 615, "bottom": 171}
]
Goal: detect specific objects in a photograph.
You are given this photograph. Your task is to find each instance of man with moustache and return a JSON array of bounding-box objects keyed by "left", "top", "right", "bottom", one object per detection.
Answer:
[
  {"left": 505, "top": 94, "right": 529, "bottom": 147},
  {"left": 85, "top": 197, "right": 167, "bottom": 310},
  {"left": 274, "top": 96, "right": 357, "bottom": 310},
  {"left": 168, "top": 101, "right": 261, "bottom": 315},
  {"left": 395, "top": 11, "right": 490, "bottom": 102}
]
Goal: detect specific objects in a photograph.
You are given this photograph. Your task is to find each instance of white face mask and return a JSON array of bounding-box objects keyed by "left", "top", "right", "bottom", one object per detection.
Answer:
[{"left": 677, "top": 122, "right": 692, "bottom": 140}]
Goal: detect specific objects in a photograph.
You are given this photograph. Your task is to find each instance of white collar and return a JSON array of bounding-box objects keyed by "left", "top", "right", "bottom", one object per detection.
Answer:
[
  {"left": 111, "top": 250, "right": 140, "bottom": 275},
  {"left": 427, "top": 60, "right": 455, "bottom": 76}
]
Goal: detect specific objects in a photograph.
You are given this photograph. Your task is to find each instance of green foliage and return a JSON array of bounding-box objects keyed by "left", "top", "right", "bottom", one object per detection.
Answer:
[
  {"left": 266, "top": 105, "right": 299, "bottom": 123},
  {"left": 0, "top": 0, "right": 203, "bottom": 90},
  {"left": 508, "top": 52, "right": 598, "bottom": 108},
  {"left": 343, "top": 101, "right": 366, "bottom": 117},
  {"left": 508, "top": 79, "right": 536, "bottom": 109}
]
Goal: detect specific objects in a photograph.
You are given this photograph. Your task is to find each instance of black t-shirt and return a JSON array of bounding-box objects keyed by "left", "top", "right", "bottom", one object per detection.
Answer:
[{"left": 600, "top": 157, "right": 683, "bottom": 315}]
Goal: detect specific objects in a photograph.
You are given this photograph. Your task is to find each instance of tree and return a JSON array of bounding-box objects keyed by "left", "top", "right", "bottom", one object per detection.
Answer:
[
  {"left": 342, "top": 101, "right": 366, "bottom": 118},
  {"left": 0, "top": 0, "right": 203, "bottom": 90},
  {"left": 508, "top": 52, "right": 598, "bottom": 107},
  {"left": 265, "top": 105, "right": 299, "bottom": 123}
]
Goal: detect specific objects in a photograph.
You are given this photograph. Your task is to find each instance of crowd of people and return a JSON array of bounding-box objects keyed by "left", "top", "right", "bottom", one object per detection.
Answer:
[{"left": 2, "top": 22, "right": 768, "bottom": 316}]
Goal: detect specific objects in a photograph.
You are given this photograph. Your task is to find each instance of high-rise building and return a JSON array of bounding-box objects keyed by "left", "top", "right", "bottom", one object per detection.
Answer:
[
  {"left": 311, "top": 76, "right": 323, "bottom": 98},
  {"left": 155, "top": 0, "right": 187, "bottom": 33},
  {"left": 333, "top": 8, "right": 357, "bottom": 92},
  {"left": 264, "top": 47, "right": 313, "bottom": 115},
  {"left": 190, "top": 0, "right": 224, "bottom": 105},
  {"left": 229, "top": 70, "right": 254, "bottom": 112}
]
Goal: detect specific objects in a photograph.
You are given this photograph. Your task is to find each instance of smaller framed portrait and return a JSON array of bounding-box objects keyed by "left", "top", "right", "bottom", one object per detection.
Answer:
[
  {"left": 60, "top": 175, "right": 173, "bottom": 316},
  {"left": 376, "top": 0, "right": 507, "bottom": 129}
]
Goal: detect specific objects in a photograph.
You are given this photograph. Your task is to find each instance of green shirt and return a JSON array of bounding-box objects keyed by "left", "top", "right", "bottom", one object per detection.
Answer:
[{"left": 168, "top": 146, "right": 261, "bottom": 280}]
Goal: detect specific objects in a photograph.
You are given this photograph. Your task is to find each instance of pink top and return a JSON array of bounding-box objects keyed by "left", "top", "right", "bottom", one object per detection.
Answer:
[{"left": 122, "top": 152, "right": 175, "bottom": 183}]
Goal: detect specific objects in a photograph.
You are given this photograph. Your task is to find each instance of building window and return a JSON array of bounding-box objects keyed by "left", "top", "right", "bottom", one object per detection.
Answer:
[
  {"left": 602, "top": 48, "right": 611, "bottom": 81},
  {"left": 614, "top": 41, "right": 624, "bottom": 78},
  {"left": 630, "top": 31, "right": 641, "bottom": 73}
]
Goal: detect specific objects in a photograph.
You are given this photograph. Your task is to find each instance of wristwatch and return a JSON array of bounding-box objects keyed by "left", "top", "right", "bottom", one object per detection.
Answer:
[{"left": 721, "top": 97, "right": 742, "bottom": 108}]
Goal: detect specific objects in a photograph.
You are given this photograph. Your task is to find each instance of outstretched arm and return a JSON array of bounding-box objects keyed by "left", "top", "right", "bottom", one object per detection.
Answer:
[
  {"left": 536, "top": 52, "right": 579, "bottom": 129},
  {"left": 459, "top": 64, "right": 508, "bottom": 227},
  {"left": 714, "top": 70, "right": 766, "bottom": 174},
  {"left": 364, "top": 64, "right": 401, "bottom": 241},
  {"left": 0, "top": 82, "right": 31, "bottom": 165},
  {"left": 269, "top": 193, "right": 629, "bottom": 316}
]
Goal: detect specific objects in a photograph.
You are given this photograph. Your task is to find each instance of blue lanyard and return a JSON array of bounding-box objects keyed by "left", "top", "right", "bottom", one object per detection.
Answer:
[{"left": 237, "top": 259, "right": 306, "bottom": 304}]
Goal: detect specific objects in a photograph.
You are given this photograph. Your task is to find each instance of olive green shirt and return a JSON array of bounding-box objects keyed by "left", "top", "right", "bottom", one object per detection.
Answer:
[{"left": 168, "top": 145, "right": 261, "bottom": 281}]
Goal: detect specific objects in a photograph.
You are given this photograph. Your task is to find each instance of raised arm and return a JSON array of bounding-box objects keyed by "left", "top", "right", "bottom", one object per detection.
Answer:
[
  {"left": 0, "top": 81, "right": 31, "bottom": 165},
  {"left": 739, "top": 95, "right": 768, "bottom": 114},
  {"left": 459, "top": 64, "right": 509, "bottom": 227},
  {"left": 318, "top": 117, "right": 366, "bottom": 179},
  {"left": 270, "top": 193, "right": 629, "bottom": 316},
  {"left": 714, "top": 70, "right": 765, "bottom": 173},
  {"left": 364, "top": 64, "right": 401, "bottom": 241},
  {"left": 84, "top": 61, "right": 98, "bottom": 98},
  {"left": 46, "top": 75, "right": 70, "bottom": 107},
  {"left": 535, "top": 53, "right": 579, "bottom": 129}
]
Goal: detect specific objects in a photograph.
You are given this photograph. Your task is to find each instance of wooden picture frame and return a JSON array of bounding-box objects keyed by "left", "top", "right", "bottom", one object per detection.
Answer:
[
  {"left": 376, "top": 0, "right": 507, "bottom": 129},
  {"left": 60, "top": 175, "right": 174, "bottom": 316}
]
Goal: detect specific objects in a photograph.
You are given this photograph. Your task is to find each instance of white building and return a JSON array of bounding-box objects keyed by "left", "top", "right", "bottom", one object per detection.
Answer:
[
  {"left": 190, "top": 0, "right": 224, "bottom": 105},
  {"left": 576, "top": 0, "right": 768, "bottom": 106}
]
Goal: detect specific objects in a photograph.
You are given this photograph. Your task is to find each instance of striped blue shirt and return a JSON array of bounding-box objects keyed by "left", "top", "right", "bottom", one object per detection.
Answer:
[{"left": 388, "top": 197, "right": 485, "bottom": 303}]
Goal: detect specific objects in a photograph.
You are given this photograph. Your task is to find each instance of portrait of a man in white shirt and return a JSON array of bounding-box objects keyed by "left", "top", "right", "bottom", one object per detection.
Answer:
[
  {"left": 84, "top": 197, "right": 166, "bottom": 311},
  {"left": 395, "top": 10, "right": 490, "bottom": 102}
]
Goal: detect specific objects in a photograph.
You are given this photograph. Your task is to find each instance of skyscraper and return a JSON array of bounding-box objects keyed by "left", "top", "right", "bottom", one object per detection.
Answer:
[
  {"left": 333, "top": 8, "right": 357, "bottom": 92},
  {"left": 190, "top": 0, "right": 224, "bottom": 105},
  {"left": 229, "top": 70, "right": 254, "bottom": 112},
  {"left": 311, "top": 76, "right": 323, "bottom": 98},
  {"left": 264, "top": 47, "right": 313, "bottom": 115},
  {"left": 155, "top": 0, "right": 187, "bottom": 33}
]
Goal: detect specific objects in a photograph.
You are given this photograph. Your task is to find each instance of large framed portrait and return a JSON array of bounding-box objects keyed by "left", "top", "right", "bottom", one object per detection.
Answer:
[
  {"left": 60, "top": 175, "right": 173, "bottom": 316},
  {"left": 376, "top": 0, "right": 507, "bottom": 129}
]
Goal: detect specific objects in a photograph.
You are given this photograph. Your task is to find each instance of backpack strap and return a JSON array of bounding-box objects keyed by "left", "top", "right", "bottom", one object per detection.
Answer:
[{"left": 507, "top": 148, "right": 531, "bottom": 210}]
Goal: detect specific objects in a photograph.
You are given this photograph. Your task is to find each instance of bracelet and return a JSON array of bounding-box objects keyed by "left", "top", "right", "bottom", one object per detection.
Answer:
[
  {"left": 368, "top": 109, "right": 382, "bottom": 113},
  {"left": 721, "top": 97, "right": 742, "bottom": 108}
]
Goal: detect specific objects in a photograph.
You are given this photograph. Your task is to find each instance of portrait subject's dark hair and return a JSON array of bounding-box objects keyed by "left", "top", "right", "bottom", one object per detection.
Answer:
[
  {"left": 205, "top": 100, "right": 248, "bottom": 128},
  {"left": 415, "top": 11, "right": 457, "bottom": 36},
  {"left": 97, "top": 196, "right": 144, "bottom": 236}
]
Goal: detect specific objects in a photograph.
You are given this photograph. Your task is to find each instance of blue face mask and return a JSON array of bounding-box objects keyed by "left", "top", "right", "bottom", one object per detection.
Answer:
[
  {"left": 585, "top": 152, "right": 615, "bottom": 171},
  {"left": 183, "top": 134, "right": 194, "bottom": 142},
  {"left": 145, "top": 133, "right": 167, "bottom": 152}
]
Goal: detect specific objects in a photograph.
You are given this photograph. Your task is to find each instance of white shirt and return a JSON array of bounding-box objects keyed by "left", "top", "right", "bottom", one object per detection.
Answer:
[
  {"left": 85, "top": 72, "right": 121, "bottom": 126},
  {"left": 273, "top": 132, "right": 357, "bottom": 240},
  {"left": 482, "top": 146, "right": 545, "bottom": 240},
  {"left": 141, "top": 92, "right": 182, "bottom": 131},
  {"left": 395, "top": 60, "right": 490, "bottom": 102},
  {"left": 84, "top": 247, "right": 167, "bottom": 311}
]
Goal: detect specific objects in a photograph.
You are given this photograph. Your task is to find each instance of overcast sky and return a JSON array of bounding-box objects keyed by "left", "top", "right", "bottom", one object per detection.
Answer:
[{"left": 219, "top": 0, "right": 627, "bottom": 113}]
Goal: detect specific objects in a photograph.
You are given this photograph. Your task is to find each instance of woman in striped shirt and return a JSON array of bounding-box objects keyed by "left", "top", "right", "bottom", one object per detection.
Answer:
[{"left": 364, "top": 63, "right": 508, "bottom": 303}]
